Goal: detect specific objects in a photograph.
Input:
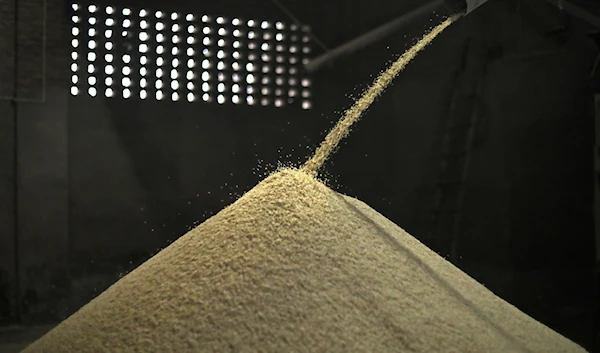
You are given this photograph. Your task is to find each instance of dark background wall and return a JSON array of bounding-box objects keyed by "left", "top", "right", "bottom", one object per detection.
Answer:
[{"left": 0, "top": 0, "right": 598, "bottom": 351}]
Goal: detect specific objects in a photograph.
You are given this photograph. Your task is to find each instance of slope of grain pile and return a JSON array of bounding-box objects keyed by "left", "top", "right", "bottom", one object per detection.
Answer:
[{"left": 23, "top": 169, "right": 585, "bottom": 353}]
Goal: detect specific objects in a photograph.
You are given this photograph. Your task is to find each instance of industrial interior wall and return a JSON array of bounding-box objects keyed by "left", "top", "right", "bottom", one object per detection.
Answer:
[{"left": 0, "top": 0, "right": 596, "bottom": 351}]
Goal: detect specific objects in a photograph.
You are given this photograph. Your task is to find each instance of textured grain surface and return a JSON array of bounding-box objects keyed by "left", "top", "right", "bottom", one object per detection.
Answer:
[{"left": 23, "top": 169, "right": 585, "bottom": 353}]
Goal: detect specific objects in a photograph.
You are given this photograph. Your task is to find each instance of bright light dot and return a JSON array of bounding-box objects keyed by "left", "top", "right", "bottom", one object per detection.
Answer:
[
  {"left": 247, "top": 95, "right": 255, "bottom": 105},
  {"left": 232, "top": 73, "right": 240, "bottom": 82},
  {"left": 261, "top": 43, "right": 270, "bottom": 51},
  {"left": 139, "top": 9, "right": 147, "bottom": 17},
  {"left": 217, "top": 95, "right": 225, "bottom": 104},
  {"left": 88, "top": 5, "right": 96, "bottom": 12},
  {"left": 171, "top": 70, "right": 179, "bottom": 79},
  {"left": 140, "top": 78, "right": 147, "bottom": 87},
  {"left": 123, "top": 19, "right": 131, "bottom": 28},
  {"left": 276, "top": 77, "right": 284, "bottom": 85},
  {"left": 171, "top": 13, "right": 179, "bottom": 20},
  {"left": 89, "top": 87, "right": 97, "bottom": 96},
  {"left": 72, "top": 27, "right": 79, "bottom": 36},
  {"left": 123, "top": 89, "right": 131, "bottom": 99},
  {"left": 217, "top": 83, "right": 225, "bottom": 92},
  {"left": 246, "top": 63, "right": 255, "bottom": 72},
  {"left": 140, "top": 56, "right": 147, "bottom": 65},
  {"left": 218, "top": 28, "right": 226, "bottom": 36},
  {"left": 263, "top": 65, "right": 271, "bottom": 73},
  {"left": 201, "top": 72, "right": 210, "bottom": 81},
  {"left": 216, "top": 17, "right": 224, "bottom": 24},
  {"left": 105, "top": 18, "right": 114, "bottom": 26},
  {"left": 156, "top": 91, "right": 164, "bottom": 100},
  {"left": 140, "top": 90, "right": 147, "bottom": 99},
  {"left": 187, "top": 82, "right": 195, "bottom": 90},
  {"left": 188, "top": 25, "right": 196, "bottom": 33},
  {"left": 261, "top": 53, "right": 271, "bottom": 61},
  {"left": 289, "top": 78, "right": 298, "bottom": 86},
  {"left": 289, "top": 89, "right": 297, "bottom": 97},
  {"left": 140, "top": 20, "right": 148, "bottom": 29},
  {"left": 303, "top": 36, "right": 310, "bottom": 43},
  {"left": 173, "top": 58, "right": 181, "bottom": 67},
  {"left": 157, "top": 45, "right": 165, "bottom": 54},
  {"left": 232, "top": 51, "right": 241, "bottom": 59},
  {"left": 261, "top": 98, "right": 269, "bottom": 106},
  {"left": 218, "top": 72, "right": 225, "bottom": 81},
  {"left": 71, "top": 86, "right": 79, "bottom": 95},
  {"left": 186, "top": 59, "right": 194, "bottom": 68},
  {"left": 87, "top": 52, "right": 96, "bottom": 61},
  {"left": 172, "top": 47, "right": 180, "bottom": 55},
  {"left": 106, "top": 6, "right": 114, "bottom": 14},
  {"left": 87, "top": 40, "right": 96, "bottom": 49},
  {"left": 275, "top": 88, "right": 283, "bottom": 96},
  {"left": 72, "top": 15, "right": 80, "bottom": 23},
  {"left": 217, "top": 50, "right": 225, "bottom": 59},
  {"left": 188, "top": 93, "right": 195, "bottom": 102},
  {"left": 275, "top": 99, "right": 284, "bottom": 107},
  {"left": 156, "top": 57, "right": 164, "bottom": 66},
  {"left": 302, "top": 101, "right": 311, "bottom": 109},
  {"left": 232, "top": 18, "right": 240, "bottom": 26},
  {"left": 276, "top": 56, "right": 284, "bottom": 63},
  {"left": 276, "top": 22, "right": 284, "bottom": 30},
  {"left": 156, "top": 68, "right": 163, "bottom": 77},
  {"left": 302, "top": 90, "right": 311, "bottom": 98},
  {"left": 139, "top": 32, "right": 148, "bottom": 41},
  {"left": 187, "top": 71, "right": 194, "bottom": 80},
  {"left": 218, "top": 39, "right": 225, "bottom": 47},
  {"left": 232, "top": 95, "right": 240, "bottom": 104},
  {"left": 186, "top": 36, "right": 194, "bottom": 44},
  {"left": 187, "top": 14, "right": 195, "bottom": 21},
  {"left": 202, "top": 93, "right": 210, "bottom": 101},
  {"left": 232, "top": 84, "right": 240, "bottom": 93},
  {"left": 187, "top": 48, "right": 195, "bottom": 56},
  {"left": 105, "top": 42, "right": 113, "bottom": 50},
  {"left": 156, "top": 80, "right": 163, "bottom": 89},
  {"left": 217, "top": 61, "right": 225, "bottom": 70},
  {"left": 123, "top": 8, "right": 131, "bottom": 15},
  {"left": 303, "top": 46, "right": 311, "bottom": 53},
  {"left": 171, "top": 81, "right": 180, "bottom": 90},
  {"left": 248, "top": 31, "right": 255, "bottom": 39},
  {"left": 172, "top": 35, "right": 180, "bottom": 43},
  {"left": 140, "top": 67, "right": 147, "bottom": 76},
  {"left": 301, "top": 78, "right": 310, "bottom": 87},
  {"left": 276, "top": 66, "right": 284, "bottom": 74},
  {"left": 88, "top": 76, "right": 96, "bottom": 85},
  {"left": 172, "top": 92, "right": 179, "bottom": 101},
  {"left": 122, "top": 54, "right": 131, "bottom": 63},
  {"left": 248, "top": 42, "right": 256, "bottom": 50},
  {"left": 139, "top": 44, "right": 148, "bottom": 53},
  {"left": 105, "top": 88, "right": 113, "bottom": 97},
  {"left": 263, "top": 32, "right": 272, "bottom": 40},
  {"left": 157, "top": 33, "right": 165, "bottom": 42},
  {"left": 203, "top": 38, "right": 211, "bottom": 45},
  {"left": 261, "top": 87, "right": 270, "bottom": 95},
  {"left": 203, "top": 48, "right": 211, "bottom": 56},
  {"left": 276, "top": 44, "right": 284, "bottom": 52},
  {"left": 156, "top": 22, "right": 165, "bottom": 31},
  {"left": 202, "top": 60, "right": 210, "bottom": 69},
  {"left": 232, "top": 62, "right": 240, "bottom": 71},
  {"left": 233, "top": 29, "right": 241, "bottom": 38},
  {"left": 105, "top": 65, "right": 114, "bottom": 74},
  {"left": 276, "top": 33, "right": 284, "bottom": 41},
  {"left": 88, "top": 64, "right": 95, "bottom": 73},
  {"left": 156, "top": 11, "right": 163, "bottom": 18},
  {"left": 104, "top": 29, "right": 113, "bottom": 38},
  {"left": 105, "top": 77, "right": 113, "bottom": 85},
  {"left": 247, "top": 19, "right": 255, "bottom": 27},
  {"left": 246, "top": 74, "right": 255, "bottom": 84},
  {"left": 262, "top": 77, "right": 270, "bottom": 84},
  {"left": 122, "top": 77, "right": 131, "bottom": 87},
  {"left": 72, "top": 4, "right": 79, "bottom": 11},
  {"left": 72, "top": 75, "right": 78, "bottom": 84},
  {"left": 202, "top": 82, "right": 210, "bottom": 92},
  {"left": 203, "top": 27, "right": 211, "bottom": 35},
  {"left": 261, "top": 21, "right": 270, "bottom": 29},
  {"left": 123, "top": 66, "right": 131, "bottom": 75},
  {"left": 290, "top": 45, "right": 298, "bottom": 53}
]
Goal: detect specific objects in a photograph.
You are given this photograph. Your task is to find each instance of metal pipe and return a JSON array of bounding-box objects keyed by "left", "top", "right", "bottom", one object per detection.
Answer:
[
  {"left": 304, "top": 0, "right": 444, "bottom": 73},
  {"left": 543, "top": 0, "right": 600, "bottom": 28}
]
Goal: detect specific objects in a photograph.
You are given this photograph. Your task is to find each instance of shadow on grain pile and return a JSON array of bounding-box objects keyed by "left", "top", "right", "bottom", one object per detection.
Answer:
[{"left": 21, "top": 15, "right": 587, "bottom": 353}]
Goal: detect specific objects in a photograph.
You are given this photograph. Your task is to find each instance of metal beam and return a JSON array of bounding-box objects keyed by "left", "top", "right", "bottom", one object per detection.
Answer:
[{"left": 304, "top": 0, "right": 444, "bottom": 74}]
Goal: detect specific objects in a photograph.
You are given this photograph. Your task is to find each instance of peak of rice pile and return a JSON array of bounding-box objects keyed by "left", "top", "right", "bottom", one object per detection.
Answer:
[{"left": 23, "top": 169, "right": 585, "bottom": 352}]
